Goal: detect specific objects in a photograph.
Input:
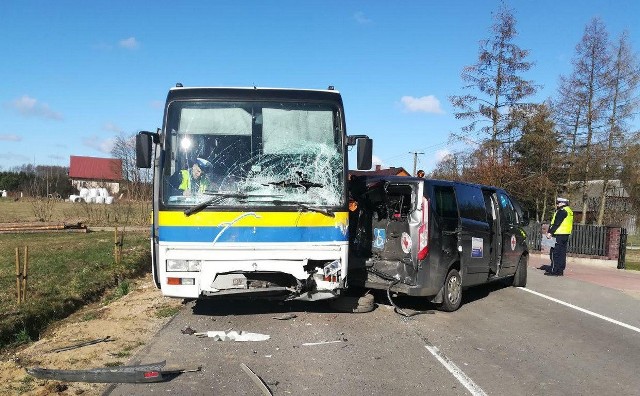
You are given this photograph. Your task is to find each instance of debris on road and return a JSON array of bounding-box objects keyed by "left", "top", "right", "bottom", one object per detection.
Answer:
[
  {"left": 47, "top": 336, "right": 114, "bottom": 353},
  {"left": 240, "top": 363, "right": 273, "bottom": 396},
  {"left": 27, "top": 361, "right": 168, "bottom": 383},
  {"left": 194, "top": 330, "right": 270, "bottom": 341},
  {"left": 272, "top": 313, "right": 297, "bottom": 320},
  {"left": 181, "top": 326, "right": 197, "bottom": 335},
  {"left": 301, "top": 340, "right": 343, "bottom": 346}
]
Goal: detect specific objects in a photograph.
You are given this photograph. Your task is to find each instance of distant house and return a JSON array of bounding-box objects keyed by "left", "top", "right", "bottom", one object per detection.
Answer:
[
  {"left": 567, "top": 179, "right": 636, "bottom": 233},
  {"left": 69, "top": 156, "right": 122, "bottom": 195},
  {"left": 349, "top": 165, "right": 411, "bottom": 179}
]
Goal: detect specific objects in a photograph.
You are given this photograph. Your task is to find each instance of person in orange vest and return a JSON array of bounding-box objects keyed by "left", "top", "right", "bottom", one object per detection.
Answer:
[
  {"left": 169, "top": 158, "right": 213, "bottom": 196},
  {"left": 544, "top": 197, "right": 573, "bottom": 276}
]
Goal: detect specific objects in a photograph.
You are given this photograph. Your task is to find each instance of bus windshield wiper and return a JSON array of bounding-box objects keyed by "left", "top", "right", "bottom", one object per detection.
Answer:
[{"left": 272, "top": 200, "right": 335, "bottom": 217}]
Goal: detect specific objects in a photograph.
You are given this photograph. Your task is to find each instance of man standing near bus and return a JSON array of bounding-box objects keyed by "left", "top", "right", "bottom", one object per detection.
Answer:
[{"left": 545, "top": 197, "right": 574, "bottom": 276}]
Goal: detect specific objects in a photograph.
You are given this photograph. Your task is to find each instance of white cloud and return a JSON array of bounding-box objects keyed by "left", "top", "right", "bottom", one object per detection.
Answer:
[
  {"left": 83, "top": 136, "right": 115, "bottom": 154},
  {"left": 119, "top": 37, "right": 140, "bottom": 50},
  {"left": 9, "top": 95, "right": 63, "bottom": 120},
  {"left": 0, "top": 134, "right": 22, "bottom": 142},
  {"left": 354, "top": 11, "right": 372, "bottom": 24},
  {"left": 435, "top": 149, "right": 452, "bottom": 162},
  {"left": 400, "top": 95, "right": 444, "bottom": 114},
  {"left": 103, "top": 122, "right": 123, "bottom": 133}
]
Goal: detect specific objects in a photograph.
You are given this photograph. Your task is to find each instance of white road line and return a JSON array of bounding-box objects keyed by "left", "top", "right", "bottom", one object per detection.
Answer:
[
  {"left": 425, "top": 345, "right": 487, "bottom": 396},
  {"left": 517, "top": 287, "right": 640, "bottom": 334}
]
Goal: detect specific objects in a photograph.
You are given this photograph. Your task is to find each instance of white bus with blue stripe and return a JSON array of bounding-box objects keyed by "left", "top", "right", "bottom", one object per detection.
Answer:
[{"left": 136, "top": 85, "right": 372, "bottom": 301}]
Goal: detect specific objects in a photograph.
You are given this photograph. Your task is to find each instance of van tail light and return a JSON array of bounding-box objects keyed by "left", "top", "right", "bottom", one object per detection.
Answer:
[{"left": 417, "top": 197, "right": 429, "bottom": 261}]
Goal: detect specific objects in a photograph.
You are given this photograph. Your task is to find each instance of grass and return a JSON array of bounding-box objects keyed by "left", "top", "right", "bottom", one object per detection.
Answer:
[
  {"left": 0, "top": 198, "right": 151, "bottom": 226},
  {"left": 624, "top": 234, "right": 640, "bottom": 271},
  {"left": 155, "top": 304, "right": 181, "bottom": 318},
  {"left": 0, "top": 230, "right": 150, "bottom": 349}
]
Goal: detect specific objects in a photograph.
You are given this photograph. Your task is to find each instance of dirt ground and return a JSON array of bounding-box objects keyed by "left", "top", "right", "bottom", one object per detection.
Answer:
[{"left": 0, "top": 273, "right": 183, "bottom": 395}]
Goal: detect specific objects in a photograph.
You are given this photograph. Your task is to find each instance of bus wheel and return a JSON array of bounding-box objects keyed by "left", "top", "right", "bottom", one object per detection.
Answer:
[
  {"left": 512, "top": 255, "right": 528, "bottom": 287},
  {"left": 439, "top": 269, "right": 462, "bottom": 312}
]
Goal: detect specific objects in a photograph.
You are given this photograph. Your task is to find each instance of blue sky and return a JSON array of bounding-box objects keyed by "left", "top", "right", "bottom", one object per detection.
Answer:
[{"left": 1, "top": 1, "right": 638, "bottom": 174}]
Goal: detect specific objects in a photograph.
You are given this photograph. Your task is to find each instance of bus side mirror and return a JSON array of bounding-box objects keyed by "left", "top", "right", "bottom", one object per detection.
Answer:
[
  {"left": 357, "top": 138, "right": 373, "bottom": 170},
  {"left": 520, "top": 211, "right": 530, "bottom": 226},
  {"left": 136, "top": 132, "right": 154, "bottom": 168}
]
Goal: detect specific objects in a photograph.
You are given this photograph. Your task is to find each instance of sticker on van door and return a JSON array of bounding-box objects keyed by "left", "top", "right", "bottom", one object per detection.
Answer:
[
  {"left": 372, "top": 228, "right": 386, "bottom": 250},
  {"left": 471, "top": 237, "right": 484, "bottom": 258},
  {"left": 510, "top": 234, "right": 517, "bottom": 251},
  {"left": 401, "top": 232, "right": 412, "bottom": 253}
]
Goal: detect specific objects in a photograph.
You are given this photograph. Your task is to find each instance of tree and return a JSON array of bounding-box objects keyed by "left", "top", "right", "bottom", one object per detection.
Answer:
[
  {"left": 596, "top": 31, "right": 640, "bottom": 224},
  {"left": 512, "top": 103, "right": 561, "bottom": 221},
  {"left": 557, "top": 18, "right": 611, "bottom": 224},
  {"left": 449, "top": 4, "right": 537, "bottom": 163},
  {"left": 110, "top": 133, "right": 152, "bottom": 200}
]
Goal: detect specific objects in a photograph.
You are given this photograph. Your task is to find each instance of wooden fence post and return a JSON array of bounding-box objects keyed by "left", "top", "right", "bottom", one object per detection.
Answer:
[
  {"left": 22, "top": 246, "right": 28, "bottom": 302},
  {"left": 15, "top": 247, "right": 21, "bottom": 304}
]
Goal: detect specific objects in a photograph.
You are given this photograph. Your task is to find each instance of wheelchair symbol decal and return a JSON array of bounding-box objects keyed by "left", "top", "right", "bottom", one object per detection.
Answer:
[{"left": 372, "top": 228, "right": 386, "bottom": 249}]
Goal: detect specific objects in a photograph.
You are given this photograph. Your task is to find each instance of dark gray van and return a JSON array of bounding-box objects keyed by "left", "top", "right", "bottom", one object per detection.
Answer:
[{"left": 348, "top": 176, "right": 528, "bottom": 311}]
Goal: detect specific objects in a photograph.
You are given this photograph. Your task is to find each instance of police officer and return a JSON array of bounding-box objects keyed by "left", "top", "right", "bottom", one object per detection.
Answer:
[
  {"left": 170, "top": 158, "right": 213, "bottom": 196},
  {"left": 545, "top": 197, "right": 573, "bottom": 276}
]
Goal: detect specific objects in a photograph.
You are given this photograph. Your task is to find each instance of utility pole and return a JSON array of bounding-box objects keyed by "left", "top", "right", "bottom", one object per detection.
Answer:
[{"left": 409, "top": 151, "right": 424, "bottom": 176}]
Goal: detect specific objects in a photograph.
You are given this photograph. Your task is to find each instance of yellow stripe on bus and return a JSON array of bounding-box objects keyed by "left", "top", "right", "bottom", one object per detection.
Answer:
[{"left": 158, "top": 210, "right": 348, "bottom": 227}]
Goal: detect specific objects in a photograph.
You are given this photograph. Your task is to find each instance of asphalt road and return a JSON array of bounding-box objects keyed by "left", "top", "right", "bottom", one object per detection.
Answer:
[{"left": 106, "top": 256, "right": 640, "bottom": 395}]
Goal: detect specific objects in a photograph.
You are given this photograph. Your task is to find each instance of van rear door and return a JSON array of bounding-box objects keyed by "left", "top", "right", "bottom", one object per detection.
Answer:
[{"left": 364, "top": 180, "right": 423, "bottom": 281}]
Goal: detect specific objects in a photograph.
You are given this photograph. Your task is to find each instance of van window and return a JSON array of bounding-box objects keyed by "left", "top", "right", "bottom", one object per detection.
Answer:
[
  {"left": 498, "top": 193, "right": 518, "bottom": 225},
  {"left": 433, "top": 186, "right": 457, "bottom": 219},
  {"left": 455, "top": 184, "right": 487, "bottom": 222}
]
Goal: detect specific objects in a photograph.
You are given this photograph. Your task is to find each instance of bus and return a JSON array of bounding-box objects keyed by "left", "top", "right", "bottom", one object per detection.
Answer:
[{"left": 136, "top": 85, "right": 372, "bottom": 301}]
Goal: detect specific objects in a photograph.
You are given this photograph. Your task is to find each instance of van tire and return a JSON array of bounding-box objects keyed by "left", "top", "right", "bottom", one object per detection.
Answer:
[
  {"left": 512, "top": 255, "right": 527, "bottom": 287},
  {"left": 439, "top": 269, "right": 462, "bottom": 312}
]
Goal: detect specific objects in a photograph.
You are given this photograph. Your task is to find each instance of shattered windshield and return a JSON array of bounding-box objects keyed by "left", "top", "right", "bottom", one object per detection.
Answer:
[{"left": 161, "top": 100, "right": 345, "bottom": 208}]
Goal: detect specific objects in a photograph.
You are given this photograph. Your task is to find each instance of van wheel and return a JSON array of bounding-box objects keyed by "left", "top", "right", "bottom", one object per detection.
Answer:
[
  {"left": 512, "top": 255, "right": 527, "bottom": 287},
  {"left": 439, "top": 269, "right": 462, "bottom": 312}
]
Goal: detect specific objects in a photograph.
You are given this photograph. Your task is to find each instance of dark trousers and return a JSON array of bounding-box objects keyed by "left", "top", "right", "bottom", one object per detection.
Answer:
[{"left": 551, "top": 234, "right": 569, "bottom": 274}]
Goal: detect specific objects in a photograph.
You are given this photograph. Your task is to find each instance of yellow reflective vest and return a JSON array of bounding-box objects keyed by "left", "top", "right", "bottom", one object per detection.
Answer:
[
  {"left": 178, "top": 170, "right": 206, "bottom": 193},
  {"left": 551, "top": 206, "right": 573, "bottom": 235}
]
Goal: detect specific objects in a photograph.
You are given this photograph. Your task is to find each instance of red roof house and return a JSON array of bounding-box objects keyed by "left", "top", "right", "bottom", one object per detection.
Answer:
[
  {"left": 69, "top": 156, "right": 123, "bottom": 196},
  {"left": 69, "top": 156, "right": 122, "bottom": 181},
  {"left": 349, "top": 165, "right": 411, "bottom": 179}
]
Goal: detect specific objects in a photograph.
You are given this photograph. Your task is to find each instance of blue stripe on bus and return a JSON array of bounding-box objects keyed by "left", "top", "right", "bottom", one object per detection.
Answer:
[{"left": 158, "top": 226, "right": 348, "bottom": 243}]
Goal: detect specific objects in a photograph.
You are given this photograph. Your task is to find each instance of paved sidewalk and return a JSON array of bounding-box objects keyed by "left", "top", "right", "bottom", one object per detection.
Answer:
[{"left": 529, "top": 253, "right": 640, "bottom": 296}]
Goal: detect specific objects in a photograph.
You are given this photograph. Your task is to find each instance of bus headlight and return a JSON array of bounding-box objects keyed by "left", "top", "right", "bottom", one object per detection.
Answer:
[{"left": 166, "top": 259, "right": 201, "bottom": 272}]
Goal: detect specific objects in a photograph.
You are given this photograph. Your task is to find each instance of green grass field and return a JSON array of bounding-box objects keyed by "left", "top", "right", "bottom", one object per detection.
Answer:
[
  {"left": 0, "top": 198, "right": 150, "bottom": 226},
  {"left": 0, "top": 231, "right": 150, "bottom": 349}
]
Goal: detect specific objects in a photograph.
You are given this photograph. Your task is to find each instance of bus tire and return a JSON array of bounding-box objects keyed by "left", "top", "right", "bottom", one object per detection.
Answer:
[
  {"left": 512, "top": 255, "right": 528, "bottom": 287},
  {"left": 439, "top": 269, "right": 462, "bottom": 312}
]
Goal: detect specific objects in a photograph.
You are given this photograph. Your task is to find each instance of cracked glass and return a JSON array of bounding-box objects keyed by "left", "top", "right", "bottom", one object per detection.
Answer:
[{"left": 161, "top": 100, "right": 345, "bottom": 208}]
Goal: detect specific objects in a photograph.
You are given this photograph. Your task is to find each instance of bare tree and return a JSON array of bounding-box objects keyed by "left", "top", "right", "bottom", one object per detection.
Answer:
[
  {"left": 596, "top": 31, "right": 640, "bottom": 224},
  {"left": 110, "top": 133, "right": 152, "bottom": 200},
  {"left": 557, "top": 18, "right": 611, "bottom": 224},
  {"left": 449, "top": 4, "right": 537, "bottom": 166}
]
